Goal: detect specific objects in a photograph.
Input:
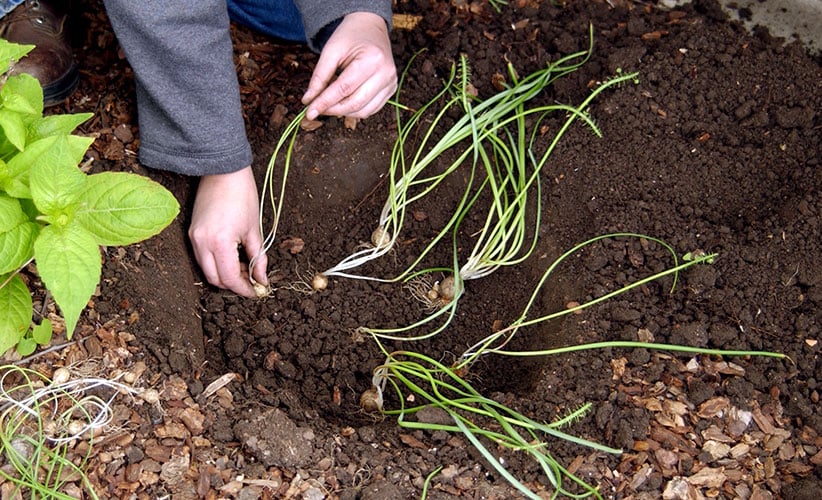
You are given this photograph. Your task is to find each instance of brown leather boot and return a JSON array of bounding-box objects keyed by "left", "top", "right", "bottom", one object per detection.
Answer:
[{"left": 0, "top": 0, "right": 78, "bottom": 106}]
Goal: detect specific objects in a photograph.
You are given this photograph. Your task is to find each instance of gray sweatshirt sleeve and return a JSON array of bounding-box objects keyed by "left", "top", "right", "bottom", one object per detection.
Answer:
[
  {"left": 296, "top": 0, "right": 392, "bottom": 52},
  {"left": 102, "top": 0, "right": 392, "bottom": 177},
  {"left": 103, "top": 0, "right": 252, "bottom": 176}
]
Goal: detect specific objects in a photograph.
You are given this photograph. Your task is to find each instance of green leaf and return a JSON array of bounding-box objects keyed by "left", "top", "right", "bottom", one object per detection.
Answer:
[
  {"left": 76, "top": 172, "right": 180, "bottom": 246},
  {"left": 4, "top": 135, "right": 57, "bottom": 198},
  {"left": 18, "top": 197, "right": 38, "bottom": 220},
  {"left": 33, "top": 224, "right": 100, "bottom": 338},
  {"left": 29, "top": 112, "right": 93, "bottom": 141},
  {"left": 0, "top": 220, "right": 37, "bottom": 275},
  {"left": 5, "top": 134, "right": 93, "bottom": 200},
  {"left": 0, "top": 192, "right": 27, "bottom": 233},
  {"left": 0, "top": 273, "right": 32, "bottom": 355},
  {"left": 1, "top": 73, "right": 44, "bottom": 120},
  {"left": 30, "top": 135, "right": 89, "bottom": 216},
  {"left": 0, "top": 39, "right": 34, "bottom": 73},
  {"left": 0, "top": 139, "right": 19, "bottom": 163},
  {"left": 2, "top": 88, "right": 39, "bottom": 116},
  {"left": 31, "top": 318, "right": 53, "bottom": 345},
  {"left": 16, "top": 337, "right": 36, "bottom": 356},
  {"left": 0, "top": 107, "right": 27, "bottom": 151}
]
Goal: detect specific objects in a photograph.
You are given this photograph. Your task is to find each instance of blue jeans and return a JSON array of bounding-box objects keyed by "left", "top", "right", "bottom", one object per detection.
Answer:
[
  {"left": 0, "top": 0, "right": 23, "bottom": 17},
  {"left": 226, "top": 0, "right": 306, "bottom": 42},
  {"left": 1, "top": 0, "right": 306, "bottom": 43}
]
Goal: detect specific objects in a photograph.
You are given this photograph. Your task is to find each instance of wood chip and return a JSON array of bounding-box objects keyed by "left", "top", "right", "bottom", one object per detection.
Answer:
[
  {"left": 637, "top": 328, "right": 655, "bottom": 342},
  {"left": 629, "top": 464, "right": 653, "bottom": 490},
  {"left": 641, "top": 30, "right": 669, "bottom": 41},
  {"left": 702, "top": 440, "right": 730, "bottom": 460},
  {"left": 279, "top": 236, "right": 305, "bottom": 254},
  {"left": 730, "top": 442, "right": 751, "bottom": 458},
  {"left": 269, "top": 104, "right": 288, "bottom": 128},
  {"left": 727, "top": 406, "right": 753, "bottom": 437},
  {"left": 511, "top": 19, "right": 529, "bottom": 30},
  {"left": 344, "top": 116, "right": 359, "bottom": 130},
  {"left": 752, "top": 404, "right": 776, "bottom": 434},
  {"left": 663, "top": 477, "right": 696, "bottom": 499},
  {"left": 697, "top": 396, "right": 730, "bottom": 418},
  {"left": 664, "top": 400, "right": 689, "bottom": 416},
  {"left": 412, "top": 210, "right": 428, "bottom": 222},
  {"left": 392, "top": 13, "right": 423, "bottom": 30},
  {"left": 300, "top": 117, "right": 323, "bottom": 131},
  {"left": 611, "top": 357, "right": 627, "bottom": 379},
  {"left": 155, "top": 422, "right": 189, "bottom": 439},
  {"left": 687, "top": 466, "right": 726, "bottom": 488},
  {"left": 702, "top": 425, "right": 734, "bottom": 443},
  {"left": 179, "top": 407, "right": 205, "bottom": 435},
  {"left": 439, "top": 464, "right": 460, "bottom": 480},
  {"left": 399, "top": 433, "right": 427, "bottom": 450},
  {"left": 201, "top": 373, "right": 242, "bottom": 400},
  {"left": 655, "top": 448, "right": 679, "bottom": 470},
  {"left": 566, "top": 455, "right": 585, "bottom": 475}
]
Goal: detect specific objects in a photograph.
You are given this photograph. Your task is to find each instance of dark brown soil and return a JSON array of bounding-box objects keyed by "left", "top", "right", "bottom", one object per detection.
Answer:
[{"left": 46, "top": 0, "right": 822, "bottom": 498}]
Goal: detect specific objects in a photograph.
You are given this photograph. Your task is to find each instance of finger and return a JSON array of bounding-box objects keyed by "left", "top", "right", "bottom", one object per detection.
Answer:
[
  {"left": 302, "top": 50, "right": 346, "bottom": 112},
  {"left": 305, "top": 65, "right": 369, "bottom": 119},
  {"left": 322, "top": 83, "right": 396, "bottom": 119},
  {"left": 243, "top": 231, "right": 269, "bottom": 286},
  {"left": 194, "top": 249, "right": 223, "bottom": 290},
  {"left": 212, "top": 244, "right": 256, "bottom": 297}
]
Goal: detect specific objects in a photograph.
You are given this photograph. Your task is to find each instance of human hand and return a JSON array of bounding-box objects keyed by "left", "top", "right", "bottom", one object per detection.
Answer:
[
  {"left": 189, "top": 166, "right": 267, "bottom": 297},
  {"left": 302, "top": 12, "right": 397, "bottom": 120}
]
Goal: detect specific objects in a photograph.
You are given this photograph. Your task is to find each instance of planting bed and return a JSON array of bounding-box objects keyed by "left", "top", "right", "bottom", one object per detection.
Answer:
[{"left": 21, "top": 0, "right": 820, "bottom": 498}]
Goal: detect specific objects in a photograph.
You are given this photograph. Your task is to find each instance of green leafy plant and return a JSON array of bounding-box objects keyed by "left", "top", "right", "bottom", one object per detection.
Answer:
[
  {"left": 370, "top": 336, "right": 783, "bottom": 499},
  {"left": 370, "top": 345, "right": 616, "bottom": 499},
  {"left": 0, "top": 40, "right": 180, "bottom": 354},
  {"left": 317, "top": 35, "right": 599, "bottom": 291},
  {"left": 249, "top": 107, "right": 306, "bottom": 296},
  {"left": 348, "top": 33, "right": 639, "bottom": 341},
  {"left": 365, "top": 237, "right": 784, "bottom": 498}
]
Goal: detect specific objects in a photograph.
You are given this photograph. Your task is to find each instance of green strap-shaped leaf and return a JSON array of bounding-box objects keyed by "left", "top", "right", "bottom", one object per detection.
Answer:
[
  {"left": 33, "top": 224, "right": 100, "bottom": 338},
  {"left": 0, "top": 273, "right": 32, "bottom": 355},
  {"left": 30, "top": 135, "right": 89, "bottom": 216},
  {"left": 76, "top": 171, "right": 180, "bottom": 246},
  {"left": 0, "top": 220, "right": 37, "bottom": 275},
  {"left": 0, "top": 107, "right": 27, "bottom": 151}
]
